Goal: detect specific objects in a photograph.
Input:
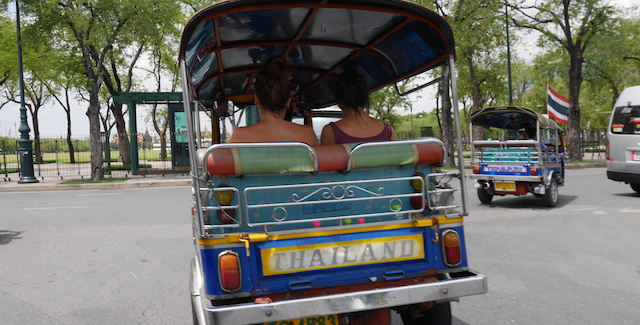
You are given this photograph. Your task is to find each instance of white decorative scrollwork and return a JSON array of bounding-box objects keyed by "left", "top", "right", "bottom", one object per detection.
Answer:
[
  {"left": 291, "top": 184, "right": 384, "bottom": 202},
  {"left": 271, "top": 206, "right": 288, "bottom": 222}
]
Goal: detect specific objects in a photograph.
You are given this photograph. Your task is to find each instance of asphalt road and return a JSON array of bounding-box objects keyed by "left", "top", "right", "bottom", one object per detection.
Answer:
[
  {"left": 2, "top": 168, "right": 639, "bottom": 325},
  {"left": 444, "top": 167, "right": 640, "bottom": 325},
  {"left": 0, "top": 186, "right": 194, "bottom": 325}
]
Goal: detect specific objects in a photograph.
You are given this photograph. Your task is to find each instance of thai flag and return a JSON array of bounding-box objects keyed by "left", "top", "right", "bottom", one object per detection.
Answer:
[{"left": 547, "top": 85, "right": 569, "bottom": 124}]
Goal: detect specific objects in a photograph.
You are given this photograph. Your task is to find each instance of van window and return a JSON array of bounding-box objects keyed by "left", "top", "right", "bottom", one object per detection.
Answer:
[{"left": 610, "top": 105, "right": 640, "bottom": 134}]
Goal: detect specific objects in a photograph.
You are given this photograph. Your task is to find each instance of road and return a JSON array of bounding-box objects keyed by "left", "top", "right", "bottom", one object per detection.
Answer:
[
  {"left": 0, "top": 186, "right": 193, "bottom": 325},
  {"left": 443, "top": 167, "right": 640, "bottom": 325},
  {"left": 2, "top": 168, "right": 640, "bottom": 324}
]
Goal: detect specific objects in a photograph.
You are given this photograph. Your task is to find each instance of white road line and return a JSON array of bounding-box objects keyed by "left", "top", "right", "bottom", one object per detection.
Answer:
[
  {"left": 24, "top": 206, "right": 89, "bottom": 210},
  {"left": 76, "top": 193, "right": 123, "bottom": 196}
]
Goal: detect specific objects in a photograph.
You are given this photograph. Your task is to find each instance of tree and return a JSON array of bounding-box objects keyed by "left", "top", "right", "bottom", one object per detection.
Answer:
[
  {"left": 20, "top": 0, "right": 185, "bottom": 180},
  {"left": 0, "top": 11, "right": 17, "bottom": 110},
  {"left": 583, "top": 16, "right": 640, "bottom": 109},
  {"left": 512, "top": 0, "right": 618, "bottom": 161}
]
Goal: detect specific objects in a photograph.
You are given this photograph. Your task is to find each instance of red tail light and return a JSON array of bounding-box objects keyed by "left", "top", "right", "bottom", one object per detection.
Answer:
[
  {"left": 442, "top": 230, "right": 461, "bottom": 267},
  {"left": 530, "top": 167, "right": 538, "bottom": 175},
  {"left": 218, "top": 251, "right": 242, "bottom": 292},
  {"left": 473, "top": 166, "right": 480, "bottom": 174}
]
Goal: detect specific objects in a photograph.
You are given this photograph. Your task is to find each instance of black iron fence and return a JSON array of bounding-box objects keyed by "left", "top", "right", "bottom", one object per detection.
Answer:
[
  {"left": 1, "top": 129, "right": 608, "bottom": 181},
  {"left": 1, "top": 136, "right": 177, "bottom": 181}
]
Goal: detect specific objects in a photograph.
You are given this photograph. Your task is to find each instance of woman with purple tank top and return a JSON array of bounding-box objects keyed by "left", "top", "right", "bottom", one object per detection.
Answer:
[{"left": 320, "top": 61, "right": 397, "bottom": 145}]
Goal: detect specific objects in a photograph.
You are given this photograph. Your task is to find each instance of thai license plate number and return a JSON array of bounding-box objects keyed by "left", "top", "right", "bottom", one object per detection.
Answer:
[
  {"left": 495, "top": 181, "right": 516, "bottom": 191},
  {"left": 264, "top": 315, "right": 338, "bottom": 325},
  {"left": 632, "top": 152, "right": 640, "bottom": 161}
]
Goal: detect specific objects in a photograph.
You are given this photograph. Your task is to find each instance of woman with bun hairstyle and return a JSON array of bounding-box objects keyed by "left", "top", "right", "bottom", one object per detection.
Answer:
[
  {"left": 230, "top": 54, "right": 319, "bottom": 145},
  {"left": 320, "top": 61, "right": 396, "bottom": 145}
]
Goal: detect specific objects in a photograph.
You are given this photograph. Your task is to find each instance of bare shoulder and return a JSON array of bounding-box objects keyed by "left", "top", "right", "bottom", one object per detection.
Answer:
[
  {"left": 229, "top": 126, "right": 254, "bottom": 143},
  {"left": 297, "top": 124, "right": 320, "bottom": 146},
  {"left": 321, "top": 123, "right": 335, "bottom": 145}
]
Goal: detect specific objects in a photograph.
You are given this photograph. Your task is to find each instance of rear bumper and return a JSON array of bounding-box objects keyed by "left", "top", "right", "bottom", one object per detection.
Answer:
[
  {"left": 607, "top": 170, "right": 640, "bottom": 184},
  {"left": 194, "top": 270, "right": 487, "bottom": 325},
  {"left": 469, "top": 174, "right": 543, "bottom": 182}
]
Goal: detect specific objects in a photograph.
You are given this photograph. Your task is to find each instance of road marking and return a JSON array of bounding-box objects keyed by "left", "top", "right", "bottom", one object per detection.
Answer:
[
  {"left": 76, "top": 193, "right": 123, "bottom": 196},
  {"left": 24, "top": 206, "right": 89, "bottom": 210},
  {"left": 617, "top": 207, "right": 640, "bottom": 213}
]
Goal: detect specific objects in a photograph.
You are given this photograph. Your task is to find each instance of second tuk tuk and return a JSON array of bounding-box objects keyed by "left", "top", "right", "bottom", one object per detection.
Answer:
[{"left": 469, "top": 106, "right": 565, "bottom": 207}]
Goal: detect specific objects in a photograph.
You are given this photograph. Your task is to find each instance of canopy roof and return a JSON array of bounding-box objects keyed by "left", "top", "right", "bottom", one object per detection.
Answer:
[
  {"left": 469, "top": 106, "right": 563, "bottom": 131},
  {"left": 178, "top": 0, "right": 455, "bottom": 109}
]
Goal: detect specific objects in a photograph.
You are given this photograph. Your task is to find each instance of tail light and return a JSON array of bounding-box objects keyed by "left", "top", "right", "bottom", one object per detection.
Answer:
[
  {"left": 218, "top": 251, "right": 242, "bottom": 292},
  {"left": 215, "top": 188, "right": 235, "bottom": 205},
  {"left": 530, "top": 167, "right": 538, "bottom": 175},
  {"left": 442, "top": 229, "right": 461, "bottom": 267},
  {"left": 473, "top": 166, "right": 480, "bottom": 174}
]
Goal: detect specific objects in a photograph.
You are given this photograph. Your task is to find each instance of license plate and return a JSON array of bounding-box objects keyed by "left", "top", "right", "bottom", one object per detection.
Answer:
[
  {"left": 265, "top": 315, "right": 338, "bottom": 325},
  {"left": 495, "top": 181, "right": 516, "bottom": 191},
  {"left": 633, "top": 152, "right": 640, "bottom": 161}
]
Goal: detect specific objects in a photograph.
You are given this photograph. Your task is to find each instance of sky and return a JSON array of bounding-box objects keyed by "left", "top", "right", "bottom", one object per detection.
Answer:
[{"left": 0, "top": 0, "right": 638, "bottom": 139}]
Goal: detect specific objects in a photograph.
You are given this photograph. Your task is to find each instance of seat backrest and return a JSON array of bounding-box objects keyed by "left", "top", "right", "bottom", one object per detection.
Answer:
[{"left": 199, "top": 139, "right": 446, "bottom": 176}]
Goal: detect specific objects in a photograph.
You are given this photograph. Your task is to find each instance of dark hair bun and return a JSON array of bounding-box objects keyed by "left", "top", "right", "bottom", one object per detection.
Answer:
[{"left": 257, "top": 55, "right": 290, "bottom": 85}]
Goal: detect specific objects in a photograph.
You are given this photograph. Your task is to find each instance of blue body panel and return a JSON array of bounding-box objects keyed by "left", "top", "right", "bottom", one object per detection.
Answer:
[{"left": 200, "top": 225, "right": 468, "bottom": 297}]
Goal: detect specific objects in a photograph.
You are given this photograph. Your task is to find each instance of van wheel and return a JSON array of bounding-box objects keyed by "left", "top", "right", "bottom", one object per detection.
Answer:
[
  {"left": 543, "top": 178, "right": 558, "bottom": 207},
  {"left": 400, "top": 302, "right": 452, "bottom": 325},
  {"left": 477, "top": 188, "right": 493, "bottom": 204},
  {"left": 631, "top": 183, "right": 640, "bottom": 194}
]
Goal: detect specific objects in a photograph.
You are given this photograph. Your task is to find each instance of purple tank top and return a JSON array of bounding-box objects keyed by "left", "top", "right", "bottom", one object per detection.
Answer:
[{"left": 329, "top": 122, "right": 392, "bottom": 144}]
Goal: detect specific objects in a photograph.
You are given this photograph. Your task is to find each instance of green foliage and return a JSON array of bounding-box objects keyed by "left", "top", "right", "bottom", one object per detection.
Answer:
[{"left": 0, "top": 137, "right": 18, "bottom": 152}]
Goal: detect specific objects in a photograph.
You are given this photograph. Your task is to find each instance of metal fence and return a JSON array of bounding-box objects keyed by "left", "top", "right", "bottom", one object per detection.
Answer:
[
  {"left": 1, "top": 129, "right": 608, "bottom": 181},
  {"left": 580, "top": 128, "right": 606, "bottom": 160},
  {"left": 1, "top": 136, "right": 178, "bottom": 182}
]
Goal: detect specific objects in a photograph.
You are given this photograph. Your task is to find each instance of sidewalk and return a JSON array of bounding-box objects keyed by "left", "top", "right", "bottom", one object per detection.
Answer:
[{"left": 0, "top": 174, "right": 192, "bottom": 193}]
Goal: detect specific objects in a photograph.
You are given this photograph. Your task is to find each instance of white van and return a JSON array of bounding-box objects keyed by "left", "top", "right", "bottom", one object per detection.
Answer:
[{"left": 607, "top": 85, "right": 640, "bottom": 193}]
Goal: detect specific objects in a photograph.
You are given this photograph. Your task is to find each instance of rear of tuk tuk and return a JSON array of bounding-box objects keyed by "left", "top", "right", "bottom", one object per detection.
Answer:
[
  {"left": 178, "top": 1, "right": 487, "bottom": 324},
  {"left": 469, "top": 106, "right": 565, "bottom": 207}
]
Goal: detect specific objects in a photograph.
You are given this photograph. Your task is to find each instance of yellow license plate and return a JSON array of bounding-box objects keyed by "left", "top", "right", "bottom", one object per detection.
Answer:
[
  {"left": 265, "top": 315, "right": 338, "bottom": 325},
  {"left": 495, "top": 181, "right": 515, "bottom": 191}
]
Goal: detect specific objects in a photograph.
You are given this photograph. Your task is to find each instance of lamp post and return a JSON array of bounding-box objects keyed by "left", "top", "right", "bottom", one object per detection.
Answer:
[
  {"left": 505, "top": 0, "right": 514, "bottom": 106},
  {"left": 15, "top": 1, "right": 38, "bottom": 183}
]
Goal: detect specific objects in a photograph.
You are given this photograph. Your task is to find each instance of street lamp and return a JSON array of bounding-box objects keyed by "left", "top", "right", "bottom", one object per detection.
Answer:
[
  {"left": 15, "top": 1, "right": 38, "bottom": 183},
  {"left": 505, "top": 0, "right": 514, "bottom": 106}
]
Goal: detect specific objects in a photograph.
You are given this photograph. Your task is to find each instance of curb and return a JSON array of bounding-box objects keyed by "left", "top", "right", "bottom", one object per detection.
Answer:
[{"left": 0, "top": 179, "right": 192, "bottom": 193}]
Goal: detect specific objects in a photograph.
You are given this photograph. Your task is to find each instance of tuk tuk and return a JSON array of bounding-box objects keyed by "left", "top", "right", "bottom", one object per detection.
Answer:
[
  {"left": 178, "top": 1, "right": 487, "bottom": 324},
  {"left": 469, "top": 106, "right": 565, "bottom": 207}
]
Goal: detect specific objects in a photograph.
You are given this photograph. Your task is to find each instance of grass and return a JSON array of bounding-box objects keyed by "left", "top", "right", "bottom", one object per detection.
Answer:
[
  {"left": 567, "top": 160, "right": 604, "bottom": 164},
  {"left": 0, "top": 150, "right": 171, "bottom": 164},
  {"left": 59, "top": 178, "right": 129, "bottom": 185}
]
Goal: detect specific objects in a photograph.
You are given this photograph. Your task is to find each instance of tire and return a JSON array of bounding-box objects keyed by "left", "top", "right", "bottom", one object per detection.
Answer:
[
  {"left": 477, "top": 187, "right": 493, "bottom": 204},
  {"left": 542, "top": 178, "right": 558, "bottom": 207},
  {"left": 400, "top": 302, "right": 452, "bottom": 325},
  {"left": 631, "top": 183, "right": 640, "bottom": 194}
]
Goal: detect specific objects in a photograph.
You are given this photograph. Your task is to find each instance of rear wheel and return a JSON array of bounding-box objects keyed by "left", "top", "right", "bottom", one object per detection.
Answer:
[
  {"left": 400, "top": 302, "right": 452, "bottom": 325},
  {"left": 477, "top": 187, "right": 493, "bottom": 204},
  {"left": 542, "top": 178, "right": 558, "bottom": 207},
  {"left": 631, "top": 183, "right": 640, "bottom": 194}
]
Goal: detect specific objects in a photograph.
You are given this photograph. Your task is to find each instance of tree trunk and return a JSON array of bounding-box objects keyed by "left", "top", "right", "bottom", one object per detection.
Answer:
[
  {"left": 439, "top": 68, "right": 455, "bottom": 167},
  {"left": 567, "top": 48, "right": 583, "bottom": 161},
  {"left": 111, "top": 102, "right": 131, "bottom": 166},
  {"left": 66, "top": 108, "right": 75, "bottom": 163},
  {"left": 32, "top": 111, "right": 42, "bottom": 164},
  {"left": 87, "top": 94, "right": 104, "bottom": 180},
  {"left": 466, "top": 54, "right": 486, "bottom": 141}
]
